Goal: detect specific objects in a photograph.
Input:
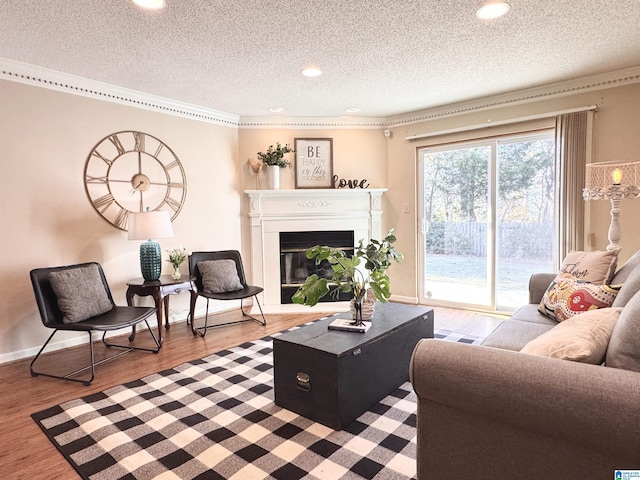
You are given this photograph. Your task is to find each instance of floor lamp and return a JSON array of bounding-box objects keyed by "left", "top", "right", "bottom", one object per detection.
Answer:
[{"left": 583, "top": 161, "right": 640, "bottom": 251}]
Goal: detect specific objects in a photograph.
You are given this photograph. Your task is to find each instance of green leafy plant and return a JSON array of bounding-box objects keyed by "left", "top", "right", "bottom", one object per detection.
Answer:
[
  {"left": 257, "top": 142, "right": 295, "bottom": 168},
  {"left": 291, "top": 229, "right": 403, "bottom": 306}
]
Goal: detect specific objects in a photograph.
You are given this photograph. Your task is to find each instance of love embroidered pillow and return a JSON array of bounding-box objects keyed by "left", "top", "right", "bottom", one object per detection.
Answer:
[
  {"left": 560, "top": 249, "right": 620, "bottom": 284},
  {"left": 538, "top": 273, "right": 621, "bottom": 322}
]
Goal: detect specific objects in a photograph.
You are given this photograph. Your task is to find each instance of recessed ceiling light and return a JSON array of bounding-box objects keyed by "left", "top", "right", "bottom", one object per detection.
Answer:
[
  {"left": 268, "top": 107, "right": 285, "bottom": 113},
  {"left": 301, "top": 66, "right": 323, "bottom": 77},
  {"left": 133, "top": 0, "right": 166, "bottom": 10},
  {"left": 345, "top": 107, "right": 360, "bottom": 113},
  {"left": 476, "top": 1, "right": 510, "bottom": 20}
]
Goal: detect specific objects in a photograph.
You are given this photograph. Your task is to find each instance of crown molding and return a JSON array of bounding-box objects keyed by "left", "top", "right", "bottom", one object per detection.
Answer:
[
  {"left": 385, "top": 66, "right": 640, "bottom": 127},
  {"left": 3, "top": 57, "right": 640, "bottom": 130},
  {"left": 0, "top": 58, "right": 239, "bottom": 127},
  {"left": 238, "top": 116, "right": 386, "bottom": 129}
]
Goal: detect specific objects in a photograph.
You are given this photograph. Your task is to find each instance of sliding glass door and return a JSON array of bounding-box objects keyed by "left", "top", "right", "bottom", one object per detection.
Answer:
[{"left": 419, "top": 132, "right": 555, "bottom": 311}]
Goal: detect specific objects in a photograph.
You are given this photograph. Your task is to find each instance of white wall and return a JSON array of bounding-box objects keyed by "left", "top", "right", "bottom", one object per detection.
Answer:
[
  {"left": 237, "top": 127, "right": 389, "bottom": 281},
  {"left": 0, "top": 80, "right": 241, "bottom": 362},
  {"left": 2, "top": 76, "right": 640, "bottom": 362},
  {"left": 384, "top": 82, "right": 640, "bottom": 303}
]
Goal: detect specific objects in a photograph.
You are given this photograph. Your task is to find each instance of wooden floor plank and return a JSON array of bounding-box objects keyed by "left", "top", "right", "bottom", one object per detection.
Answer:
[{"left": 0, "top": 306, "right": 503, "bottom": 479}]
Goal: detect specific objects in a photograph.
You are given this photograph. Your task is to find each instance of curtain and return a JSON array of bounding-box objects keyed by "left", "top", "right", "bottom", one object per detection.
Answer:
[{"left": 555, "top": 110, "right": 594, "bottom": 265}]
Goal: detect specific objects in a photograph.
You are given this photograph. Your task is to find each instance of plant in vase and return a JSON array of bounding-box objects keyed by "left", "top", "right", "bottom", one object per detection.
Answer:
[
  {"left": 291, "top": 230, "right": 403, "bottom": 324},
  {"left": 166, "top": 245, "right": 189, "bottom": 280},
  {"left": 257, "top": 142, "right": 295, "bottom": 190}
]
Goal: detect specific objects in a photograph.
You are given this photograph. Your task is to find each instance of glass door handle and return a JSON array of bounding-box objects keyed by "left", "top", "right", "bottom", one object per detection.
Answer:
[{"left": 420, "top": 219, "right": 429, "bottom": 236}]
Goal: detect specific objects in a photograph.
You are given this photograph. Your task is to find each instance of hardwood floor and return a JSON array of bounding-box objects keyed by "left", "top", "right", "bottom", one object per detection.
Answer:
[
  {"left": 0, "top": 306, "right": 504, "bottom": 479},
  {"left": 433, "top": 306, "right": 507, "bottom": 338}
]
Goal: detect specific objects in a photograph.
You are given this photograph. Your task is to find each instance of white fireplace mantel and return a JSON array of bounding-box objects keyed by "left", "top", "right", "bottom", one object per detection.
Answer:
[{"left": 245, "top": 189, "right": 387, "bottom": 312}]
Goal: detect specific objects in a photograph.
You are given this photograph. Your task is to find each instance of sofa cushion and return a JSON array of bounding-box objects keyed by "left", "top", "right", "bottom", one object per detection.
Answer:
[
  {"left": 610, "top": 249, "right": 640, "bottom": 284},
  {"left": 482, "top": 318, "right": 555, "bottom": 351},
  {"left": 198, "top": 260, "right": 243, "bottom": 294},
  {"left": 612, "top": 261, "right": 640, "bottom": 308},
  {"left": 538, "top": 273, "right": 621, "bottom": 322},
  {"left": 510, "top": 304, "right": 559, "bottom": 325},
  {"left": 605, "top": 289, "right": 640, "bottom": 372},
  {"left": 49, "top": 264, "right": 113, "bottom": 324},
  {"left": 520, "top": 307, "right": 622, "bottom": 364},
  {"left": 560, "top": 249, "right": 620, "bottom": 284}
]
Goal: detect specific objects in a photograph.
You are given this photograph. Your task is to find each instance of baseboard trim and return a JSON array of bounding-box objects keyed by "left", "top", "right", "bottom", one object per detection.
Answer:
[{"left": 0, "top": 302, "right": 239, "bottom": 365}]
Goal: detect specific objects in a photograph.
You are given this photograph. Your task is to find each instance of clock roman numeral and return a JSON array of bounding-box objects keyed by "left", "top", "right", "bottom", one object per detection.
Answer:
[
  {"left": 166, "top": 196, "right": 182, "bottom": 212},
  {"left": 165, "top": 160, "right": 180, "bottom": 170},
  {"left": 85, "top": 175, "right": 108, "bottom": 184},
  {"left": 168, "top": 182, "right": 185, "bottom": 189},
  {"left": 154, "top": 143, "right": 164, "bottom": 158},
  {"left": 92, "top": 150, "right": 113, "bottom": 166},
  {"left": 114, "top": 208, "right": 129, "bottom": 230},
  {"left": 108, "top": 134, "right": 126, "bottom": 155},
  {"left": 133, "top": 132, "right": 145, "bottom": 152},
  {"left": 92, "top": 193, "right": 115, "bottom": 212}
]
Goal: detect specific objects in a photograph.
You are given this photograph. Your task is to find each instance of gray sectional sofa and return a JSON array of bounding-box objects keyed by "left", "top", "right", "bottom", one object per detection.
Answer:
[{"left": 410, "top": 250, "right": 640, "bottom": 479}]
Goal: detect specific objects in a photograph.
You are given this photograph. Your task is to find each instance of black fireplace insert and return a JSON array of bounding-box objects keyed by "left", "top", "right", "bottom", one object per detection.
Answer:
[{"left": 280, "top": 230, "right": 354, "bottom": 304}]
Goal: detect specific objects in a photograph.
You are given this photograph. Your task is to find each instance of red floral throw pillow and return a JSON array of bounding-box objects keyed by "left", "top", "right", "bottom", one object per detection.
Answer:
[{"left": 538, "top": 273, "right": 622, "bottom": 322}]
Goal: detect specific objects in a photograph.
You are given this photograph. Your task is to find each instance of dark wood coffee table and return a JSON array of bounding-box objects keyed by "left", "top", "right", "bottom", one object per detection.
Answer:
[{"left": 273, "top": 302, "right": 434, "bottom": 429}]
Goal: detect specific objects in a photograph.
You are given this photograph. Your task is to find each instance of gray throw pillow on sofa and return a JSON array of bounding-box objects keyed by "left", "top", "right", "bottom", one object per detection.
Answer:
[
  {"left": 198, "top": 260, "right": 243, "bottom": 294},
  {"left": 606, "top": 289, "right": 640, "bottom": 372},
  {"left": 49, "top": 264, "right": 113, "bottom": 324}
]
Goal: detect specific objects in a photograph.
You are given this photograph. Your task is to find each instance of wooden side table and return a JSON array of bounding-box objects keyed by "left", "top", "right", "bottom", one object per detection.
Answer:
[{"left": 126, "top": 275, "right": 198, "bottom": 344}]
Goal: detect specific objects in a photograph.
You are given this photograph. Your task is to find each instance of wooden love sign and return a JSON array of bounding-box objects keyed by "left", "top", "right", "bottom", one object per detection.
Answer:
[{"left": 333, "top": 175, "right": 370, "bottom": 189}]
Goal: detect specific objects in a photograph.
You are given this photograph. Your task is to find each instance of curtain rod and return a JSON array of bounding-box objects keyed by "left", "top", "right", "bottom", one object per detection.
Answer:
[{"left": 404, "top": 104, "right": 598, "bottom": 141}]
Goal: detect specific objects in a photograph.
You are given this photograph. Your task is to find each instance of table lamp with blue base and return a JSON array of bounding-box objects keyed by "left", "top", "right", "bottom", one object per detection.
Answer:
[{"left": 128, "top": 210, "right": 174, "bottom": 281}]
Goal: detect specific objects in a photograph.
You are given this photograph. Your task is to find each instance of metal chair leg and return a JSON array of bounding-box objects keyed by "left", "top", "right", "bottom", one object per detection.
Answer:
[
  {"left": 30, "top": 330, "right": 96, "bottom": 386},
  {"left": 102, "top": 319, "right": 161, "bottom": 353},
  {"left": 194, "top": 298, "right": 267, "bottom": 337},
  {"left": 31, "top": 321, "right": 160, "bottom": 386},
  {"left": 240, "top": 296, "right": 267, "bottom": 325}
]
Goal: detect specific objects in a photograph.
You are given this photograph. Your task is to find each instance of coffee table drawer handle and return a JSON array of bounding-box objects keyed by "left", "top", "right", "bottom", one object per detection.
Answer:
[{"left": 296, "top": 372, "right": 311, "bottom": 392}]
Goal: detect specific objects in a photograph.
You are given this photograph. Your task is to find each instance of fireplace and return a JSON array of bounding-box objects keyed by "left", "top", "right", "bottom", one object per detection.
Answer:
[
  {"left": 280, "top": 230, "right": 354, "bottom": 304},
  {"left": 246, "top": 188, "right": 386, "bottom": 312}
]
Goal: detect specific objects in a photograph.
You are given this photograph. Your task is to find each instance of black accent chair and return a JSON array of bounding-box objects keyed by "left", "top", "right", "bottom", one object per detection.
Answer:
[
  {"left": 189, "top": 250, "right": 266, "bottom": 337},
  {"left": 30, "top": 262, "right": 160, "bottom": 385}
]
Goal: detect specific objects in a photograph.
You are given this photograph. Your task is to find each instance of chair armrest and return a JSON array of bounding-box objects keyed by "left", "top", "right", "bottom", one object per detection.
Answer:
[
  {"left": 528, "top": 272, "right": 555, "bottom": 303},
  {"left": 410, "top": 339, "right": 640, "bottom": 476}
]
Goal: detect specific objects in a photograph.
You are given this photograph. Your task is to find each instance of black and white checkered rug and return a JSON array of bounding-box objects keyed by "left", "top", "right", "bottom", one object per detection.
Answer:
[{"left": 32, "top": 324, "right": 482, "bottom": 480}]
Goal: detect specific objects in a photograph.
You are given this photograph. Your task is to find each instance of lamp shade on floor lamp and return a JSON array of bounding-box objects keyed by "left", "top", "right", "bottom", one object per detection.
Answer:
[
  {"left": 128, "top": 211, "right": 174, "bottom": 280},
  {"left": 583, "top": 160, "right": 640, "bottom": 251}
]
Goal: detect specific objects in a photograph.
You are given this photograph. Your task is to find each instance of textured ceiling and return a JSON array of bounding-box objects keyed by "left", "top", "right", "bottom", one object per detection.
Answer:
[{"left": 1, "top": 0, "right": 640, "bottom": 119}]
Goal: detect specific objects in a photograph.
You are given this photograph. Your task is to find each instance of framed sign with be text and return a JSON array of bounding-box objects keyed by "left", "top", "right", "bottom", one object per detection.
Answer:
[{"left": 294, "top": 138, "right": 333, "bottom": 188}]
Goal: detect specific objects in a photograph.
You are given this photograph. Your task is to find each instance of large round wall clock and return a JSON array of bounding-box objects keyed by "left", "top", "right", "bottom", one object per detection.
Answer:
[{"left": 84, "top": 130, "right": 187, "bottom": 231}]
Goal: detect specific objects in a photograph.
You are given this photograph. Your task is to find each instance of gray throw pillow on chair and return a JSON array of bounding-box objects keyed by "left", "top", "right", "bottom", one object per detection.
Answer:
[
  {"left": 49, "top": 264, "right": 113, "bottom": 324},
  {"left": 198, "top": 260, "right": 243, "bottom": 294}
]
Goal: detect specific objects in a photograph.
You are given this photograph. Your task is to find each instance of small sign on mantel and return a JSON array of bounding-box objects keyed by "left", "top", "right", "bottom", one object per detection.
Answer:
[{"left": 294, "top": 138, "right": 334, "bottom": 189}]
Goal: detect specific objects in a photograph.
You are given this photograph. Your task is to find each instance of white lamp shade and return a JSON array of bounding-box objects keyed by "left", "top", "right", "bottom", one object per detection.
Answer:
[
  {"left": 584, "top": 161, "right": 640, "bottom": 191},
  {"left": 583, "top": 160, "right": 640, "bottom": 203},
  {"left": 128, "top": 211, "right": 174, "bottom": 240}
]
